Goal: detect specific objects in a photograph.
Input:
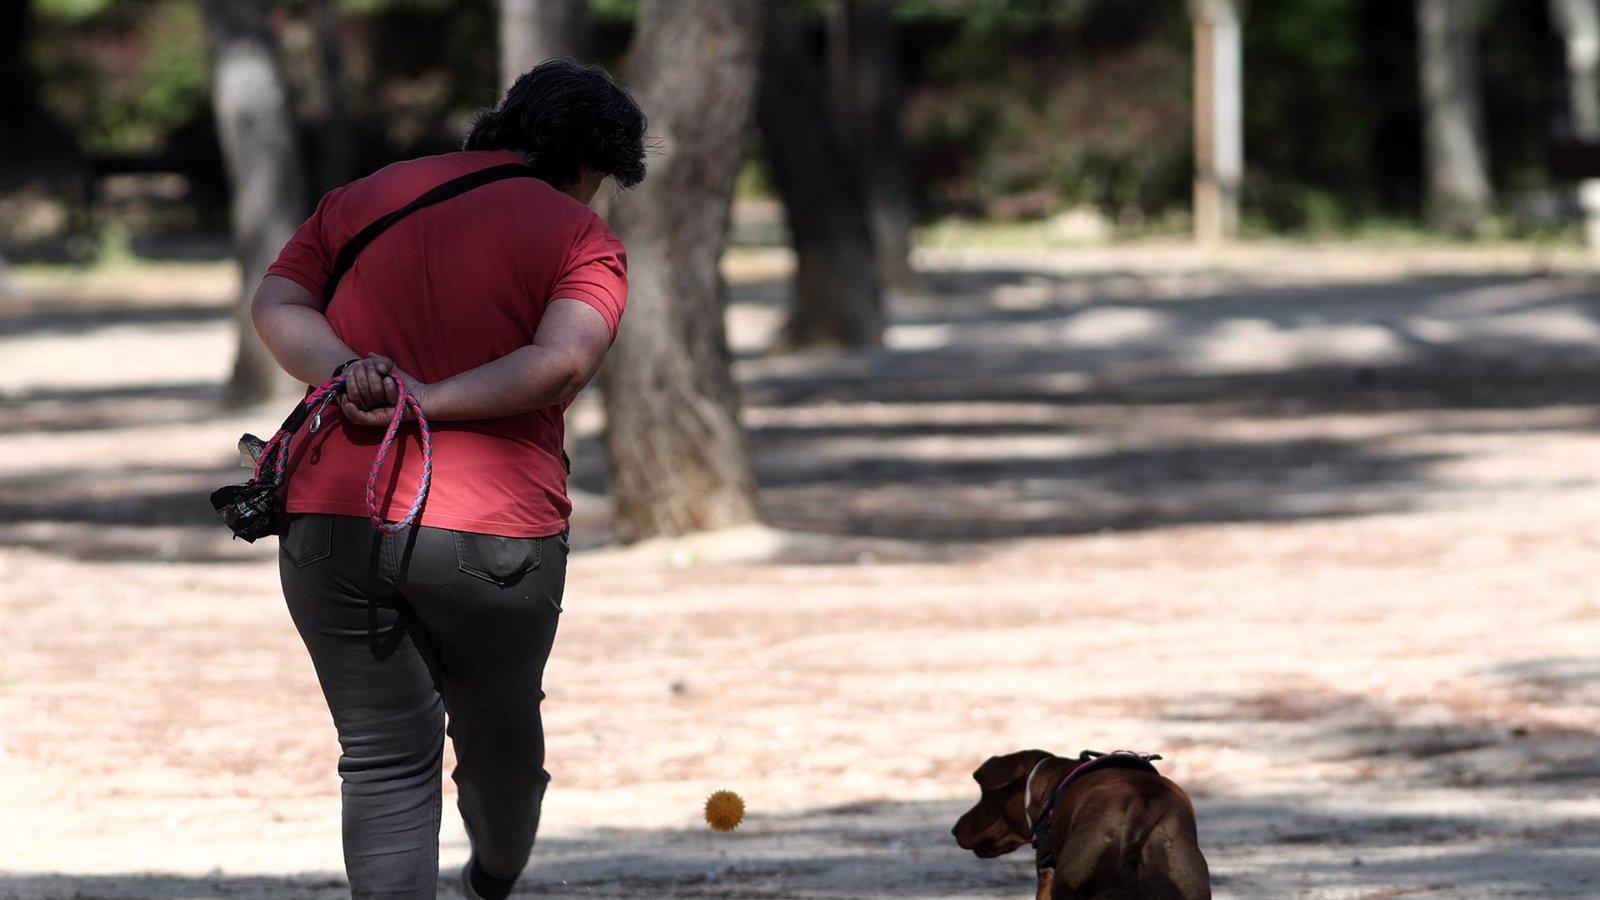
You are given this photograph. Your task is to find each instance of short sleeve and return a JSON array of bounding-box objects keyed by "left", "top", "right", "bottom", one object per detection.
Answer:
[
  {"left": 265, "top": 187, "right": 345, "bottom": 301},
  {"left": 550, "top": 217, "right": 628, "bottom": 342}
]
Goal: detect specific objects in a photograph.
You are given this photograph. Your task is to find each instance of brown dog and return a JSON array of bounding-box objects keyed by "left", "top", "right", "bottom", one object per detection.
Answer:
[{"left": 952, "top": 749, "right": 1210, "bottom": 900}]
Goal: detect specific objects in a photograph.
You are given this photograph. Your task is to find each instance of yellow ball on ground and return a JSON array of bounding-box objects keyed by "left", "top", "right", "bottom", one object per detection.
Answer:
[{"left": 703, "top": 789, "right": 745, "bottom": 832}]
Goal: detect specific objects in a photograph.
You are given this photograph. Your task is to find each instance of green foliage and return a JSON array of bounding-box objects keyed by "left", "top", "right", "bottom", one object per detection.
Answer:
[
  {"left": 92, "top": 219, "right": 136, "bottom": 267},
  {"left": 1239, "top": 0, "right": 1416, "bottom": 230},
  {"left": 31, "top": 0, "right": 209, "bottom": 156},
  {"left": 1479, "top": 0, "right": 1558, "bottom": 195},
  {"left": 338, "top": 0, "right": 454, "bottom": 12},
  {"left": 1240, "top": 0, "right": 1559, "bottom": 234},
  {"left": 896, "top": 0, "right": 1565, "bottom": 233},
  {"left": 339, "top": 0, "right": 498, "bottom": 160},
  {"left": 588, "top": 0, "right": 639, "bottom": 23},
  {"left": 12, "top": 0, "right": 1579, "bottom": 239},
  {"left": 900, "top": 0, "right": 1189, "bottom": 221},
  {"left": 33, "top": 0, "right": 116, "bottom": 23},
  {"left": 898, "top": 0, "right": 1095, "bottom": 78}
]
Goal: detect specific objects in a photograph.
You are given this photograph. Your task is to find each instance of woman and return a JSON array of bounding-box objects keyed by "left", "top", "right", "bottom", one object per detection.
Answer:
[{"left": 250, "top": 60, "right": 646, "bottom": 899}]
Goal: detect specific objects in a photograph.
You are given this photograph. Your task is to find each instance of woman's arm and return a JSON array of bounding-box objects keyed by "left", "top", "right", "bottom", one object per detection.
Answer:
[
  {"left": 253, "top": 275, "right": 406, "bottom": 412},
  {"left": 413, "top": 299, "right": 612, "bottom": 421},
  {"left": 250, "top": 275, "right": 358, "bottom": 386},
  {"left": 335, "top": 299, "right": 614, "bottom": 426}
]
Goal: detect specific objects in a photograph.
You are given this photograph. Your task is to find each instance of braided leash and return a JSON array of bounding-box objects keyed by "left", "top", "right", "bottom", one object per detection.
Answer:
[
  {"left": 253, "top": 374, "right": 432, "bottom": 533},
  {"left": 362, "top": 375, "right": 432, "bottom": 533}
]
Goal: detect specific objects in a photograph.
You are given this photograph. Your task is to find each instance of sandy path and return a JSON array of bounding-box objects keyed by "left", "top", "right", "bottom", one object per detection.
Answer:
[{"left": 2, "top": 244, "right": 1599, "bottom": 898}]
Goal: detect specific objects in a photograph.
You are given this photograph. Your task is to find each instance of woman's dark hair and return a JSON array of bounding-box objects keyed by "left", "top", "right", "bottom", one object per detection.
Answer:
[{"left": 464, "top": 59, "right": 647, "bottom": 189}]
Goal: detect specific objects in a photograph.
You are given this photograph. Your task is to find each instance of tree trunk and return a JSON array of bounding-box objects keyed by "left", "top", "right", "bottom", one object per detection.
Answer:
[
  {"left": 0, "top": 0, "right": 82, "bottom": 208},
  {"left": 827, "top": 0, "right": 919, "bottom": 292},
  {"left": 1417, "top": 0, "right": 1492, "bottom": 234},
  {"left": 1190, "top": 0, "right": 1243, "bottom": 245},
  {"left": 758, "top": 7, "right": 884, "bottom": 351},
  {"left": 314, "top": 0, "right": 357, "bottom": 194},
  {"left": 203, "top": 0, "right": 309, "bottom": 406},
  {"left": 600, "top": 0, "right": 764, "bottom": 543},
  {"left": 0, "top": 3, "right": 66, "bottom": 164},
  {"left": 499, "top": 0, "right": 592, "bottom": 87},
  {"left": 1551, "top": 0, "right": 1600, "bottom": 249}
]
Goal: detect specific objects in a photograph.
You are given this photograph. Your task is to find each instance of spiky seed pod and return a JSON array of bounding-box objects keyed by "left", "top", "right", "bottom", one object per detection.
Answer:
[{"left": 704, "top": 789, "right": 745, "bottom": 832}]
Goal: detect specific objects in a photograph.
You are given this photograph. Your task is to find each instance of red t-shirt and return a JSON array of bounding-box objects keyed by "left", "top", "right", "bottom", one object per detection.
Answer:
[{"left": 265, "top": 149, "right": 627, "bottom": 537}]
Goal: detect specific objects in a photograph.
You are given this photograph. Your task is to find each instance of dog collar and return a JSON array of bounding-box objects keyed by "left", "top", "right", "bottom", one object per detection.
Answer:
[
  {"left": 1021, "top": 756, "right": 1054, "bottom": 832},
  {"left": 1030, "top": 750, "right": 1162, "bottom": 873}
]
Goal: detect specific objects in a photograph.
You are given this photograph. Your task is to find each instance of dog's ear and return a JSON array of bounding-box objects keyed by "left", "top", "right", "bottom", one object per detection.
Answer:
[{"left": 973, "top": 749, "right": 1050, "bottom": 790}]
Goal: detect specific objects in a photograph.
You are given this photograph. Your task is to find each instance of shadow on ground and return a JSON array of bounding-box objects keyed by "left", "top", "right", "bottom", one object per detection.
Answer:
[
  {"left": 0, "top": 302, "right": 228, "bottom": 339},
  {"left": 3, "top": 790, "right": 1595, "bottom": 898},
  {"left": 7, "top": 266, "right": 1600, "bottom": 558}
]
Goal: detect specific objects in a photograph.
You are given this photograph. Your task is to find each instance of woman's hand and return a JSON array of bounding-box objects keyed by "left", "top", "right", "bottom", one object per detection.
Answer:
[
  {"left": 342, "top": 354, "right": 395, "bottom": 411},
  {"left": 337, "top": 354, "right": 431, "bottom": 428}
]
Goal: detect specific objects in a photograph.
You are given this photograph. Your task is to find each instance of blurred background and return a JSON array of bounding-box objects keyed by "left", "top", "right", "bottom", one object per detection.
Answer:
[{"left": 3, "top": 1, "right": 1600, "bottom": 897}]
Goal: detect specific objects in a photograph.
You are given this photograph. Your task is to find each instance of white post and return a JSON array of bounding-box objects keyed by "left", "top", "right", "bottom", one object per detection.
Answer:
[
  {"left": 1551, "top": 0, "right": 1600, "bottom": 251},
  {"left": 1192, "top": 0, "right": 1243, "bottom": 245}
]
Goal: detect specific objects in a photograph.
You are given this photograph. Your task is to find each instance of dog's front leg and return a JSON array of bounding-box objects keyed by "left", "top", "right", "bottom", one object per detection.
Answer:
[{"left": 1035, "top": 867, "right": 1055, "bottom": 900}]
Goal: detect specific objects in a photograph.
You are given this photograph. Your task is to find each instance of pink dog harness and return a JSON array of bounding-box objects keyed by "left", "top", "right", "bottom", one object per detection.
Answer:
[{"left": 1029, "top": 750, "right": 1162, "bottom": 872}]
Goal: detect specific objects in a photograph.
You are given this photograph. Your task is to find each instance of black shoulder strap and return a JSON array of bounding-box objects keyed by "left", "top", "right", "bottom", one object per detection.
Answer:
[{"left": 322, "top": 163, "right": 540, "bottom": 304}]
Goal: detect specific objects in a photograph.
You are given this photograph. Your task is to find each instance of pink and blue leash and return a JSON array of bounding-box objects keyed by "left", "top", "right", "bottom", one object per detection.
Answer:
[{"left": 253, "top": 374, "right": 432, "bottom": 534}]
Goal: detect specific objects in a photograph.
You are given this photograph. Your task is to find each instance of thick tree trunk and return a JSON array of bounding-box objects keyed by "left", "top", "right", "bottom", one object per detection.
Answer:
[
  {"left": 314, "top": 0, "right": 357, "bottom": 194},
  {"left": 1417, "top": 0, "right": 1492, "bottom": 234},
  {"left": 1551, "top": 0, "right": 1600, "bottom": 249},
  {"left": 600, "top": 0, "right": 764, "bottom": 543},
  {"left": 827, "top": 0, "right": 919, "bottom": 292},
  {"left": 203, "top": 0, "right": 309, "bottom": 406},
  {"left": 0, "top": 2, "right": 74, "bottom": 166},
  {"left": 0, "top": 0, "right": 82, "bottom": 224},
  {"left": 758, "top": 7, "right": 884, "bottom": 351},
  {"left": 499, "top": 0, "right": 592, "bottom": 87}
]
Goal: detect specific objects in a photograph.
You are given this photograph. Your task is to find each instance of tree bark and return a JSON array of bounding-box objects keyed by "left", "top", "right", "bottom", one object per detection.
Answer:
[
  {"left": 827, "top": 0, "right": 919, "bottom": 292},
  {"left": 758, "top": 6, "right": 884, "bottom": 350},
  {"left": 203, "top": 0, "right": 309, "bottom": 406},
  {"left": 0, "top": 2, "right": 75, "bottom": 167},
  {"left": 499, "top": 0, "right": 592, "bottom": 87},
  {"left": 0, "top": 0, "right": 82, "bottom": 224},
  {"left": 1551, "top": 0, "right": 1600, "bottom": 249},
  {"left": 1417, "top": 0, "right": 1492, "bottom": 234},
  {"left": 600, "top": 0, "right": 764, "bottom": 542},
  {"left": 313, "top": 0, "right": 357, "bottom": 194}
]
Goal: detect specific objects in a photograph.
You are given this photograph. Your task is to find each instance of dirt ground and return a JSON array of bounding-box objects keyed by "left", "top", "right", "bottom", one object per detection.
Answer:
[{"left": 3, "top": 242, "right": 1600, "bottom": 898}]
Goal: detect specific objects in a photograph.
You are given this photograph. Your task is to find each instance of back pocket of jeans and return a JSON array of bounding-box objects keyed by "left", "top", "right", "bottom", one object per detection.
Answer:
[
  {"left": 282, "top": 515, "right": 333, "bottom": 567},
  {"left": 454, "top": 531, "right": 542, "bottom": 587}
]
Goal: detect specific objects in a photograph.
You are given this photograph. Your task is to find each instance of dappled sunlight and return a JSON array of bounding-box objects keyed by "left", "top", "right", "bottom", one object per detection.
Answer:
[{"left": 5, "top": 248, "right": 1599, "bottom": 896}]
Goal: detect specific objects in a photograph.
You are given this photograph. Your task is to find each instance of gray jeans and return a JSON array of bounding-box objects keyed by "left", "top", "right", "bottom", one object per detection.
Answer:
[{"left": 279, "top": 514, "right": 566, "bottom": 898}]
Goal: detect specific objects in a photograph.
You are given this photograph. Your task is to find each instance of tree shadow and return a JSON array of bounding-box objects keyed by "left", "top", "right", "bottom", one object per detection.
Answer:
[
  {"left": 567, "top": 424, "right": 1457, "bottom": 542},
  {"left": 0, "top": 873, "right": 354, "bottom": 899},
  {"left": 0, "top": 380, "right": 221, "bottom": 434},
  {"left": 738, "top": 268, "right": 1600, "bottom": 414},
  {"left": 706, "top": 266, "right": 1600, "bottom": 541},
  {"left": 753, "top": 436, "right": 1454, "bottom": 540},
  {"left": 9, "top": 264, "right": 1600, "bottom": 559},
  {"left": 0, "top": 464, "right": 228, "bottom": 529},
  {"left": 4, "top": 787, "right": 1594, "bottom": 897},
  {"left": 0, "top": 303, "right": 229, "bottom": 339},
  {"left": 1158, "top": 668, "right": 1600, "bottom": 799}
]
